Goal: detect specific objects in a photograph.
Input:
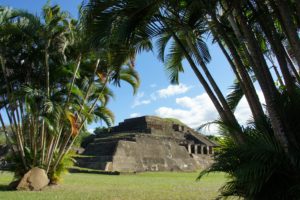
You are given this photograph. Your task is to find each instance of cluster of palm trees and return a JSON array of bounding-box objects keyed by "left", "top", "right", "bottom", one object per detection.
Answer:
[
  {"left": 83, "top": 0, "right": 300, "bottom": 199},
  {"left": 0, "top": 4, "right": 139, "bottom": 183}
]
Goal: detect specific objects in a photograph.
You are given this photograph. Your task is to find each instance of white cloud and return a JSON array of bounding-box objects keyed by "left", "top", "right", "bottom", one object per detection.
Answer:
[
  {"left": 150, "top": 93, "right": 157, "bottom": 101},
  {"left": 131, "top": 92, "right": 151, "bottom": 108},
  {"left": 155, "top": 91, "right": 265, "bottom": 135},
  {"left": 88, "top": 128, "right": 95, "bottom": 133},
  {"left": 234, "top": 91, "right": 265, "bottom": 125},
  {"left": 131, "top": 84, "right": 192, "bottom": 109},
  {"left": 130, "top": 113, "right": 141, "bottom": 118},
  {"left": 155, "top": 93, "right": 218, "bottom": 130},
  {"left": 157, "top": 84, "right": 191, "bottom": 98}
]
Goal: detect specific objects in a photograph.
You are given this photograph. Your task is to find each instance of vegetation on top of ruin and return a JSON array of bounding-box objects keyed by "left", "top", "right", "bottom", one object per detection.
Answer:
[{"left": 163, "top": 118, "right": 186, "bottom": 126}]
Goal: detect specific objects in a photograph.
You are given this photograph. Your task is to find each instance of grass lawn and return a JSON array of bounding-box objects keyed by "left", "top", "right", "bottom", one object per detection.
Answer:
[{"left": 0, "top": 171, "right": 228, "bottom": 200}]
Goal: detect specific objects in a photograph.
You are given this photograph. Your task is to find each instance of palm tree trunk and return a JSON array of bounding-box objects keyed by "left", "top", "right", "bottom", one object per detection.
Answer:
[
  {"left": 215, "top": 34, "right": 264, "bottom": 118},
  {"left": 185, "top": 37, "right": 242, "bottom": 131},
  {"left": 52, "top": 70, "right": 113, "bottom": 173},
  {"left": 40, "top": 120, "right": 46, "bottom": 165},
  {"left": 284, "top": 47, "right": 300, "bottom": 83},
  {"left": 270, "top": 0, "right": 300, "bottom": 68},
  {"left": 232, "top": 3, "right": 294, "bottom": 152},
  {"left": 210, "top": 17, "right": 265, "bottom": 125},
  {"left": 1, "top": 57, "right": 27, "bottom": 168},
  {"left": 66, "top": 54, "right": 82, "bottom": 103},
  {"left": 78, "top": 58, "right": 100, "bottom": 115},
  {"left": 251, "top": 0, "right": 296, "bottom": 95},
  {"left": 171, "top": 32, "right": 244, "bottom": 143},
  {"left": 45, "top": 54, "right": 83, "bottom": 172},
  {"left": 295, "top": 1, "right": 300, "bottom": 25},
  {"left": 272, "top": 65, "right": 284, "bottom": 87},
  {"left": 0, "top": 113, "right": 16, "bottom": 156},
  {"left": 42, "top": 40, "right": 51, "bottom": 168},
  {"left": 45, "top": 40, "right": 51, "bottom": 97}
]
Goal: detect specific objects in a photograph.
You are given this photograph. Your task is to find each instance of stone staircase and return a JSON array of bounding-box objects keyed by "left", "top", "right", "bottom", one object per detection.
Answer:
[{"left": 75, "top": 141, "right": 118, "bottom": 170}]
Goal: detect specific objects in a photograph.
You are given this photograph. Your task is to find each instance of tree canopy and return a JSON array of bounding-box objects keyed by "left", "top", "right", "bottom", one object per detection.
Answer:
[{"left": 83, "top": 0, "right": 300, "bottom": 198}]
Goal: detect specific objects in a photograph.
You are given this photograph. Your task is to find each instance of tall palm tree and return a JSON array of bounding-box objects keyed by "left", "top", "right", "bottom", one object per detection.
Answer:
[
  {"left": 0, "top": 4, "right": 140, "bottom": 185},
  {"left": 83, "top": 0, "right": 247, "bottom": 143},
  {"left": 83, "top": 0, "right": 300, "bottom": 198}
]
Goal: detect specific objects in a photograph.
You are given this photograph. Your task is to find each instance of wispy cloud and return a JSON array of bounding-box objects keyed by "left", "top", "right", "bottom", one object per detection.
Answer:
[
  {"left": 131, "top": 84, "right": 192, "bottom": 108},
  {"left": 131, "top": 92, "right": 151, "bottom": 108},
  {"left": 130, "top": 113, "right": 141, "bottom": 118}
]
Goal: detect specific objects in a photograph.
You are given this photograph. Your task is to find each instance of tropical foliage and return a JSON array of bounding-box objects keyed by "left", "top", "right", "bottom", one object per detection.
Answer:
[
  {"left": 82, "top": 0, "right": 300, "bottom": 198},
  {"left": 0, "top": 3, "right": 139, "bottom": 183}
]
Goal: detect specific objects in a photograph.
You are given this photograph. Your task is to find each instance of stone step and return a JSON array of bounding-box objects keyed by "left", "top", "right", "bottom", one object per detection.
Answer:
[
  {"left": 75, "top": 155, "right": 113, "bottom": 163},
  {"left": 69, "top": 167, "right": 120, "bottom": 175},
  {"left": 93, "top": 137, "right": 136, "bottom": 143},
  {"left": 75, "top": 161, "right": 111, "bottom": 170},
  {"left": 83, "top": 142, "right": 118, "bottom": 155}
]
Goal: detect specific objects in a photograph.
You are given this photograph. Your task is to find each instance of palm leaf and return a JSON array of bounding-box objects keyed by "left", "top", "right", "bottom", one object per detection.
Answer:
[{"left": 226, "top": 79, "right": 244, "bottom": 112}]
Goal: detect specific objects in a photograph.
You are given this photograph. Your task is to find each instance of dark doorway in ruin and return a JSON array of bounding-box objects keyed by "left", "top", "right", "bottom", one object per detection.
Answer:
[
  {"left": 191, "top": 145, "right": 195, "bottom": 154},
  {"left": 197, "top": 146, "right": 201, "bottom": 154},
  {"left": 209, "top": 147, "right": 213, "bottom": 154},
  {"left": 203, "top": 146, "right": 208, "bottom": 154}
]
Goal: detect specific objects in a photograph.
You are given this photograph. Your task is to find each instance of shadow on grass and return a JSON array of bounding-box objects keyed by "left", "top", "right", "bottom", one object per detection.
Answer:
[{"left": 0, "top": 184, "right": 10, "bottom": 191}]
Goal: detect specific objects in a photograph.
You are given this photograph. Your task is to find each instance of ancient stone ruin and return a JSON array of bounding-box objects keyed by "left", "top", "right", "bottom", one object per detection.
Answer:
[{"left": 76, "top": 116, "right": 217, "bottom": 172}]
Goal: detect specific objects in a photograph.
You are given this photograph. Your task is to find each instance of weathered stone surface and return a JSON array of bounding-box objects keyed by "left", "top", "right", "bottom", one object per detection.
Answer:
[
  {"left": 192, "top": 154, "right": 215, "bottom": 169},
  {"left": 76, "top": 116, "right": 217, "bottom": 172},
  {"left": 112, "top": 137, "right": 197, "bottom": 172},
  {"left": 17, "top": 167, "right": 49, "bottom": 191}
]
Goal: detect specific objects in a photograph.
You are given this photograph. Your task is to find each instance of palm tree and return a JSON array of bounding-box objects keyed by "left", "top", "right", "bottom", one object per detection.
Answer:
[
  {"left": 270, "top": 0, "right": 300, "bottom": 68},
  {"left": 0, "top": 4, "right": 140, "bottom": 185},
  {"left": 198, "top": 120, "right": 300, "bottom": 199},
  {"left": 83, "top": 0, "right": 300, "bottom": 198},
  {"left": 83, "top": 0, "right": 247, "bottom": 143}
]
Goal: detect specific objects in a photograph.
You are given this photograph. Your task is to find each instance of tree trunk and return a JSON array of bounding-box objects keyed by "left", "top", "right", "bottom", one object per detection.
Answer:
[
  {"left": 171, "top": 32, "right": 244, "bottom": 143},
  {"left": 252, "top": 0, "right": 296, "bottom": 95},
  {"left": 295, "top": 0, "right": 300, "bottom": 27},
  {"left": 232, "top": 3, "right": 293, "bottom": 152},
  {"left": 216, "top": 34, "right": 265, "bottom": 119},
  {"left": 0, "top": 113, "right": 16, "bottom": 156},
  {"left": 284, "top": 48, "right": 300, "bottom": 83},
  {"left": 0, "top": 57, "right": 27, "bottom": 168},
  {"left": 271, "top": 0, "right": 300, "bottom": 68},
  {"left": 272, "top": 65, "right": 284, "bottom": 87},
  {"left": 210, "top": 16, "right": 266, "bottom": 126},
  {"left": 45, "top": 40, "right": 51, "bottom": 98},
  {"left": 185, "top": 37, "right": 241, "bottom": 129}
]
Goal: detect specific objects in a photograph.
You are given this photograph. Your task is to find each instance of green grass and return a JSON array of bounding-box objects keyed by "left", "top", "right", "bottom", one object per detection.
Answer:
[{"left": 0, "top": 171, "right": 228, "bottom": 200}]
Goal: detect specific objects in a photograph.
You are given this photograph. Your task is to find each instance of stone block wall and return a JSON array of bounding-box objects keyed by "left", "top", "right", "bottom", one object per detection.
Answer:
[
  {"left": 191, "top": 154, "right": 214, "bottom": 169},
  {"left": 76, "top": 116, "right": 217, "bottom": 172},
  {"left": 111, "top": 136, "right": 198, "bottom": 172},
  {"left": 111, "top": 116, "right": 181, "bottom": 138}
]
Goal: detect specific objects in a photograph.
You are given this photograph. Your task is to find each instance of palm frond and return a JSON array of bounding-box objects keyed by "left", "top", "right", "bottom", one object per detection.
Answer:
[
  {"left": 165, "top": 40, "right": 185, "bottom": 84},
  {"left": 226, "top": 79, "right": 244, "bottom": 112},
  {"left": 93, "top": 106, "right": 115, "bottom": 127}
]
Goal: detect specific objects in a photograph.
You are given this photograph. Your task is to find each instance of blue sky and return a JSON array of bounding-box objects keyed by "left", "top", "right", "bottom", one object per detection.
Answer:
[{"left": 0, "top": 0, "right": 260, "bottom": 134}]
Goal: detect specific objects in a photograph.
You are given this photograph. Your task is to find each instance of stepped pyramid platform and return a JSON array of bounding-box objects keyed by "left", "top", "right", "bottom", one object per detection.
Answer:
[{"left": 76, "top": 116, "right": 217, "bottom": 172}]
